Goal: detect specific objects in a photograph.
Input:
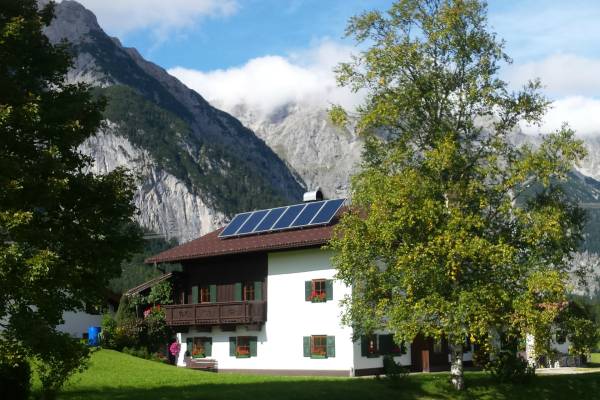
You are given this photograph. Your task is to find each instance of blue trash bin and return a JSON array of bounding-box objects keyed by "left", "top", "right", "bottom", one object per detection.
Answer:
[{"left": 88, "top": 326, "right": 101, "bottom": 346}]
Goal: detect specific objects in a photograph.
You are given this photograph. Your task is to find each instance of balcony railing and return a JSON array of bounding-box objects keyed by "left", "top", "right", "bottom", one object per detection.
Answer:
[{"left": 164, "top": 301, "right": 266, "bottom": 326}]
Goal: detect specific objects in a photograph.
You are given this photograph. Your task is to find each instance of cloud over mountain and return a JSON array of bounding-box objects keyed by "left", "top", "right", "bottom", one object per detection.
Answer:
[{"left": 168, "top": 40, "right": 363, "bottom": 117}]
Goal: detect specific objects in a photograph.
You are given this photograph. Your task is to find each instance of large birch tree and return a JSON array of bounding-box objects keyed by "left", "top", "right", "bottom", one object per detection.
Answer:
[{"left": 329, "top": 0, "right": 587, "bottom": 389}]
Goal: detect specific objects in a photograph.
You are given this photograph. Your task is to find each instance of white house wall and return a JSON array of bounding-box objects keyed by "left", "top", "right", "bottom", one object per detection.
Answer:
[
  {"left": 177, "top": 248, "right": 355, "bottom": 374},
  {"left": 265, "top": 248, "right": 354, "bottom": 372}
]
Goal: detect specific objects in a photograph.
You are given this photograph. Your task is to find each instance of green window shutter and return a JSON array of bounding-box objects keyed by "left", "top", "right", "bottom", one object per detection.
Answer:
[
  {"left": 254, "top": 281, "right": 262, "bottom": 301},
  {"left": 360, "top": 336, "right": 368, "bottom": 357},
  {"left": 303, "top": 336, "right": 310, "bottom": 357},
  {"left": 325, "top": 279, "right": 333, "bottom": 301},
  {"left": 204, "top": 338, "right": 212, "bottom": 357},
  {"left": 186, "top": 337, "right": 193, "bottom": 355},
  {"left": 209, "top": 284, "right": 217, "bottom": 303},
  {"left": 305, "top": 281, "right": 312, "bottom": 301},
  {"left": 249, "top": 336, "right": 258, "bottom": 357},
  {"left": 379, "top": 334, "right": 392, "bottom": 355},
  {"left": 326, "top": 336, "right": 335, "bottom": 358},
  {"left": 229, "top": 337, "right": 236, "bottom": 357},
  {"left": 234, "top": 282, "right": 242, "bottom": 301},
  {"left": 191, "top": 286, "right": 199, "bottom": 304}
]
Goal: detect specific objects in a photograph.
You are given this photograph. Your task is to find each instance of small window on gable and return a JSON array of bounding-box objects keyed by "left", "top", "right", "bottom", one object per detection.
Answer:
[{"left": 305, "top": 279, "right": 333, "bottom": 302}]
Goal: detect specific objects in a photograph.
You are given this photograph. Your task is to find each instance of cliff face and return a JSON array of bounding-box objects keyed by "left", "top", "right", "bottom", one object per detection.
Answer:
[
  {"left": 220, "top": 102, "right": 363, "bottom": 199},
  {"left": 44, "top": 0, "right": 304, "bottom": 242}
]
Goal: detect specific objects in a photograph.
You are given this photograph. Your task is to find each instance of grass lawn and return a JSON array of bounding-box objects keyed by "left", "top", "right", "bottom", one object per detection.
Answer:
[
  {"left": 37, "top": 350, "right": 600, "bottom": 400},
  {"left": 590, "top": 353, "right": 600, "bottom": 367}
]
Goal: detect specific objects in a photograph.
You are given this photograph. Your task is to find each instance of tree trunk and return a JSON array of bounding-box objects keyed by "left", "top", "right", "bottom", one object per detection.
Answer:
[{"left": 449, "top": 343, "right": 465, "bottom": 390}]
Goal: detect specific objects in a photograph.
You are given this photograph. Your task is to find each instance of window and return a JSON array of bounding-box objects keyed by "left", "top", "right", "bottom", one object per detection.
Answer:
[
  {"left": 303, "top": 335, "right": 335, "bottom": 358},
  {"left": 361, "top": 334, "right": 379, "bottom": 357},
  {"left": 187, "top": 337, "right": 212, "bottom": 358},
  {"left": 362, "top": 334, "right": 405, "bottom": 357},
  {"left": 312, "top": 335, "right": 327, "bottom": 357},
  {"left": 243, "top": 282, "right": 255, "bottom": 301},
  {"left": 237, "top": 336, "right": 250, "bottom": 357},
  {"left": 200, "top": 286, "right": 210, "bottom": 303},
  {"left": 305, "top": 279, "right": 333, "bottom": 302},
  {"left": 230, "top": 336, "right": 257, "bottom": 358}
]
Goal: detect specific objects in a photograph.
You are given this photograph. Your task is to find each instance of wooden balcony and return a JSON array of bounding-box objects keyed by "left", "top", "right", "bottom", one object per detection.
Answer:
[{"left": 164, "top": 301, "right": 266, "bottom": 326}]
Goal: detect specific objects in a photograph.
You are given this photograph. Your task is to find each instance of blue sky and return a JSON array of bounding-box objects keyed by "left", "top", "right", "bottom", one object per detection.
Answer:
[{"left": 69, "top": 0, "right": 600, "bottom": 135}]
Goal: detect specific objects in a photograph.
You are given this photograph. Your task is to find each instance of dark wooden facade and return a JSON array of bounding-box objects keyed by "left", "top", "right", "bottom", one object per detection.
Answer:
[
  {"left": 410, "top": 334, "right": 450, "bottom": 372},
  {"left": 165, "top": 253, "right": 268, "bottom": 328}
]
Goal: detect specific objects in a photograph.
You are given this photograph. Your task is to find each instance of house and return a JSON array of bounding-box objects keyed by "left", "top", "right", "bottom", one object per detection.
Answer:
[
  {"left": 56, "top": 291, "right": 120, "bottom": 339},
  {"left": 145, "top": 192, "right": 475, "bottom": 376}
]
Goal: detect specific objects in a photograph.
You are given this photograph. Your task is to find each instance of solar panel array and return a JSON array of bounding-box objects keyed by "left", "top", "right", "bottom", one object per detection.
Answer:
[{"left": 219, "top": 198, "right": 345, "bottom": 239}]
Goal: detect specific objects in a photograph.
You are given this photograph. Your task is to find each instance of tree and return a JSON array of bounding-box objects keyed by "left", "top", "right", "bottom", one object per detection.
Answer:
[
  {"left": 329, "top": 0, "right": 588, "bottom": 389},
  {"left": 0, "top": 1, "right": 140, "bottom": 397}
]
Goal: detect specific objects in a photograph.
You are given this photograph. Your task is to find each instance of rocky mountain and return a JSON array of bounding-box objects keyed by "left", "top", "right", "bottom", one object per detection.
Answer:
[
  {"left": 222, "top": 102, "right": 363, "bottom": 199},
  {"left": 43, "top": 0, "right": 305, "bottom": 242}
]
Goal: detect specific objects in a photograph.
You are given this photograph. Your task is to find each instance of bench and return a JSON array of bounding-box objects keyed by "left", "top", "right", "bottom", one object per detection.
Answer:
[{"left": 185, "top": 357, "right": 218, "bottom": 372}]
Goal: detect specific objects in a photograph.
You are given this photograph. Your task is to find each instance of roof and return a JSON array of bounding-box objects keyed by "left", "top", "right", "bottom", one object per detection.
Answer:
[
  {"left": 124, "top": 272, "right": 174, "bottom": 296},
  {"left": 145, "top": 216, "right": 341, "bottom": 264}
]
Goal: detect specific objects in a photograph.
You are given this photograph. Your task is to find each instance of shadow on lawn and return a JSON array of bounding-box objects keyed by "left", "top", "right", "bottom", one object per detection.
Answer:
[{"left": 56, "top": 372, "right": 600, "bottom": 400}]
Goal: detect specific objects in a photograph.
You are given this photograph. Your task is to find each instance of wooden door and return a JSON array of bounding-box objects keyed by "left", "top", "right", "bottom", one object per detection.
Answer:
[{"left": 421, "top": 350, "right": 430, "bottom": 372}]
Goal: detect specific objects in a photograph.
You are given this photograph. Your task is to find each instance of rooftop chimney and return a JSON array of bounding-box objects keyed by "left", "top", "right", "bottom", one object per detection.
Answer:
[{"left": 303, "top": 187, "right": 324, "bottom": 202}]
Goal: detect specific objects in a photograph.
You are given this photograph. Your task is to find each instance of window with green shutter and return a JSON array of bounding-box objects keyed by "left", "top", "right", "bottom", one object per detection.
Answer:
[
  {"left": 209, "top": 284, "right": 217, "bottom": 303},
  {"left": 191, "top": 337, "right": 212, "bottom": 358},
  {"left": 361, "top": 334, "right": 379, "bottom": 358},
  {"left": 307, "top": 279, "right": 331, "bottom": 302},
  {"left": 325, "top": 279, "right": 333, "bottom": 300},
  {"left": 378, "top": 334, "right": 405, "bottom": 355},
  {"left": 305, "top": 281, "right": 312, "bottom": 301},
  {"left": 234, "top": 282, "right": 242, "bottom": 301},
  {"left": 306, "top": 335, "right": 334, "bottom": 358},
  {"left": 191, "top": 286, "right": 199, "bottom": 304},
  {"left": 303, "top": 336, "right": 310, "bottom": 357},
  {"left": 249, "top": 336, "right": 257, "bottom": 357},
  {"left": 229, "top": 337, "right": 236, "bottom": 357},
  {"left": 232, "top": 336, "right": 256, "bottom": 358},
  {"left": 326, "top": 336, "right": 335, "bottom": 358},
  {"left": 186, "top": 337, "right": 193, "bottom": 357},
  {"left": 254, "top": 281, "right": 262, "bottom": 301}
]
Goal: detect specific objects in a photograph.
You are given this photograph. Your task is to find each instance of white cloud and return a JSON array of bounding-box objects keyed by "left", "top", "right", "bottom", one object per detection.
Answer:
[
  {"left": 504, "top": 54, "right": 600, "bottom": 98},
  {"left": 520, "top": 96, "right": 600, "bottom": 137},
  {"left": 59, "top": 0, "right": 237, "bottom": 40},
  {"left": 168, "top": 40, "right": 363, "bottom": 117}
]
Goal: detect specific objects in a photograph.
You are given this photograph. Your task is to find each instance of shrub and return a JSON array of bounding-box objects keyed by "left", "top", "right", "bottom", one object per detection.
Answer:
[
  {"left": 382, "top": 355, "right": 408, "bottom": 381},
  {"left": 487, "top": 350, "right": 535, "bottom": 383},
  {"left": 100, "top": 314, "right": 118, "bottom": 349}
]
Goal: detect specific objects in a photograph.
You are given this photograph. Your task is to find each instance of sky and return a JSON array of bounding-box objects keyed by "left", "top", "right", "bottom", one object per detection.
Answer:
[{"left": 66, "top": 0, "right": 600, "bottom": 135}]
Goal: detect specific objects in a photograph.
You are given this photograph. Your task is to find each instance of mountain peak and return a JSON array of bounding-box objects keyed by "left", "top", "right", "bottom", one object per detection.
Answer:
[{"left": 44, "top": 0, "right": 103, "bottom": 45}]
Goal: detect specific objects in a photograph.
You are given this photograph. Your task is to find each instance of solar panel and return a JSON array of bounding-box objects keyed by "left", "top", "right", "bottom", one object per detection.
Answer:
[
  {"left": 218, "top": 198, "right": 346, "bottom": 238},
  {"left": 254, "top": 207, "right": 287, "bottom": 233},
  {"left": 311, "top": 198, "right": 345, "bottom": 224},
  {"left": 236, "top": 209, "right": 270, "bottom": 235},
  {"left": 272, "top": 204, "right": 306, "bottom": 229},
  {"left": 219, "top": 212, "right": 252, "bottom": 237},
  {"left": 291, "top": 200, "right": 326, "bottom": 227}
]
